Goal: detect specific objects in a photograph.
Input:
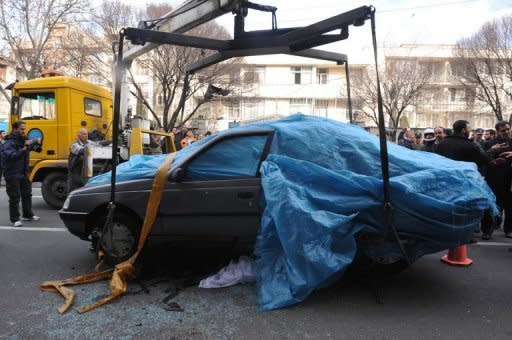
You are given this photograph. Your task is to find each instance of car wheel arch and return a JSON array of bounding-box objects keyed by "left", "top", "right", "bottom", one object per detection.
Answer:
[{"left": 86, "top": 203, "right": 142, "bottom": 236}]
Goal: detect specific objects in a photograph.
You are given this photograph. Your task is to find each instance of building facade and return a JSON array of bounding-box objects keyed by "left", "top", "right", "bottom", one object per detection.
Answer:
[
  {"left": 3, "top": 30, "right": 509, "bottom": 133},
  {"left": 380, "top": 44, "right": 506, "bottom": 129},
  {"left": 189, "top": 55, "right": 366, "bottom": 131}
]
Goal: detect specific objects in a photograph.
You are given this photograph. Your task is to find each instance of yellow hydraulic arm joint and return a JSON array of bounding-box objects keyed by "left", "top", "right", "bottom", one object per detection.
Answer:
[{"left": 129, "top": 127, "right": 176, "bottom": 156}]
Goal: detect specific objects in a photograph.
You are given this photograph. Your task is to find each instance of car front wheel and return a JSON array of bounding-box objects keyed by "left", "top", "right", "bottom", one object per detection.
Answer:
[{"left": 99, "top": 212, "right": 140, "bottom": 265}]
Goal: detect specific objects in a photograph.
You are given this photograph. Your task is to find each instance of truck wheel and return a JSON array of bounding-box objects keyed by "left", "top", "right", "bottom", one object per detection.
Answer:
[
  {"left": 99, "top": 213, "right": 140, "bottom": 265},
  {"left": 42, "top": 172, "right": 68, "bottom": 209}
]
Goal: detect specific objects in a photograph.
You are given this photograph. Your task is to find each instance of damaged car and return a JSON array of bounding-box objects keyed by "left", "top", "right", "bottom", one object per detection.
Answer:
[{"left": 59, "top": 114, "right": 496, "bottom": 310}]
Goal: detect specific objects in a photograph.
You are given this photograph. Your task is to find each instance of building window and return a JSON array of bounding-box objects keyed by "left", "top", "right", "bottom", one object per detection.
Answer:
[
  {"left": 478, "top": 61, "right": 490, "bottom": 75},
  {"left": 291, "top": 66, "right": 312, "bottom": 85},
  {"left": 157, "top": 94, "right": 163, "bottom": 105},
  {"left": 313, "top": 99, "right": 328, "bottom": 116},
  {"left": 317, "top": 68, "right": 328, "bottom": 84},
  {"left": 448, "top": 88, "right": 465, "bottom": 103},
  {"left": 419, "top": 61, "right": 444, "bottom": 81},
  {"left": 223, "top": 100, "right": 240, "bottom": 120},
  {"left": 289, "top": 98, "right": 312, "bottom": 114},
  {"left": 242, "top": 66, "right": 265, "bottom": 84},
  {"left": 54, "top": 37, "right": 62, "bottom": 49},
  {"left": 88, "top": 75, "right": 103, "bottom": 85},
  {"left": 242, "top": 99, "right": 265, "bottom": 120},
  {"left": 448, "top": 61, "right": 467, "bottom": 78}
]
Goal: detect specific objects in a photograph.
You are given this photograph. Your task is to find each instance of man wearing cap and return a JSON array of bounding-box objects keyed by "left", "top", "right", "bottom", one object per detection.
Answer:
[
  {"left": 473, "top": 128, "right": 484, "bottom": 147},
  {"left": 421, "top": 128, "right": 436, "bottom": 152}
]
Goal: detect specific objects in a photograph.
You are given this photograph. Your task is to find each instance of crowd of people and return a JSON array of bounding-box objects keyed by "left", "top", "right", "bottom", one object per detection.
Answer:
[
  {"left": 171, "top": 126, "right": 210, "bottom": 151},
  {"left": 396, "top": 120, "right": 512, "bottom": 241},
  {"left": 145, "top": 125, "right": 211, "bottom": 155}
]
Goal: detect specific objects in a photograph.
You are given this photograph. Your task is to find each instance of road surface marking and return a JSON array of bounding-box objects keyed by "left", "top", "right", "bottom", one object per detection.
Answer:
[
  {"left": 33, "top": 195, "right": 43, "bottom": 198},
  {"left": 0, "top": 226, "right": 67, "bottom": 232},
  {"left": 474, "top": 242, "right": 511, "bottom": 247}
]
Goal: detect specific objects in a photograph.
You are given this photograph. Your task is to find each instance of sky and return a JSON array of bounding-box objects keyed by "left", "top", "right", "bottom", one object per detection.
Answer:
[{"left": 117, "top": 0, "right": 512, "bottom": 62}]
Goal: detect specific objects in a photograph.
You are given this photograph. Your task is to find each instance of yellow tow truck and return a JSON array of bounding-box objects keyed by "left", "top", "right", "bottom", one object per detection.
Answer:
[{"left": 8, "top": 72, "right": 173, "bottom": 208}]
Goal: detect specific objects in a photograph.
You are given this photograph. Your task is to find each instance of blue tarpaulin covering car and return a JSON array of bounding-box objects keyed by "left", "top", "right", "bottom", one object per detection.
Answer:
[{"left": 88, "top": 114, "right": 497, "bottom": 310}]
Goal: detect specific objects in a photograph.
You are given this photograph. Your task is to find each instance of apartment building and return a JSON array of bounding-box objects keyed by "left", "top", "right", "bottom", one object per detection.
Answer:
[
  {"left": 190, "top": 45, "right": 506, "bottom": 132},
  {"left": 381, "top": 44, "right": 506, "bottom": 129},
  {"left": 4, "top": 28, "right": 508, "bottom": 133},
  {"left": 189, "top": 55, "right": 366, "bottom": 131}
]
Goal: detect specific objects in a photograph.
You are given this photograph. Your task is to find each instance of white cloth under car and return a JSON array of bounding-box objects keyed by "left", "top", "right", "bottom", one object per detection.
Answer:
[{"left": 199, "top": 256, "right": 256, "bottom": 288}]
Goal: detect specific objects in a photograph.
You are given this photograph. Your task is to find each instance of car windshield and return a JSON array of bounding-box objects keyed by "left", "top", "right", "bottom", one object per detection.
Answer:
[{"left": 19, "top": 92, "right": 56, "bottom": 120}]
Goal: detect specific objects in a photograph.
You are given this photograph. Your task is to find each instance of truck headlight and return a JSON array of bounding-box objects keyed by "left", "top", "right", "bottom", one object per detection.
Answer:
[{"left": 62, "top": 197, "right": 70, "bottom": 210}]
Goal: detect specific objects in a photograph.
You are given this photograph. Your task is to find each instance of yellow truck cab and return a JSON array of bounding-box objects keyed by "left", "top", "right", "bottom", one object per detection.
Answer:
[{"left": 9, "top": 75, "right": 113, "bottom": 208}]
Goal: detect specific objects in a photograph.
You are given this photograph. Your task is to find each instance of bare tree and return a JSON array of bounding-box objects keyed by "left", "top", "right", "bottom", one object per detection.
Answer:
[
  {"left": 0, "top": 0, "right": 87, "bottom": 80},
  {"left": 134, "top": 4, "right": 238, "bottom": 131},
  {"left": 47, "top": 24, "right": 103, "bottom": 79},
  {"left": 86, "top": 0, "right": 137, "bottom": 86},
  {"left": 456, "top": 16, "right": 512, "bottom": 122},
  {"left": 354, "top": 60, "right": 430, "bottom": 132}
]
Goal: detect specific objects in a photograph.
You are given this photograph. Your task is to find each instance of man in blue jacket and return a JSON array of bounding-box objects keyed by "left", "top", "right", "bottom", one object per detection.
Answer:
[{"left": 2, "top": 120, "right": 40, "bottom": 227}]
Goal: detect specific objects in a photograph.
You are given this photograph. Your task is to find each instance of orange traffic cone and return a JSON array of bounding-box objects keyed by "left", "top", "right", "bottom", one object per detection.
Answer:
[{"left": 440, "top": 245, "right": 472, "bottom": 266}]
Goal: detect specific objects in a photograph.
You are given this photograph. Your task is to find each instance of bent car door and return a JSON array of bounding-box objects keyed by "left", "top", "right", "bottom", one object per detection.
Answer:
[{"left": 155, "top": 130, "right": 274, "bottom": 244}]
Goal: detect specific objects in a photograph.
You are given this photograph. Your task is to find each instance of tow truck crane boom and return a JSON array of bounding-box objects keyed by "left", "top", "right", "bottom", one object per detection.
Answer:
[
  {"left": 116, "top": 0, "right": 242, "bottom": 128},
  {"left": 122, "top": 0, "right": 241, "bottom": 62}
]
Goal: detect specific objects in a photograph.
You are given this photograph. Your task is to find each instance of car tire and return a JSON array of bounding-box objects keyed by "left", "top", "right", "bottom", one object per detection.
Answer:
[
  {"left": 99, "top": 212, "right": 141, "bottom": 265},
  {"left": 42, "top": 172, "right": 68, "bottom": 209}
]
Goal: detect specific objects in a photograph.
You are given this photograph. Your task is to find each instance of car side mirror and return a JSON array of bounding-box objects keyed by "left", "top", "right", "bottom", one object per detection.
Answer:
[{"left": 169, "top": 167, "right": 184, "bottom": 182}]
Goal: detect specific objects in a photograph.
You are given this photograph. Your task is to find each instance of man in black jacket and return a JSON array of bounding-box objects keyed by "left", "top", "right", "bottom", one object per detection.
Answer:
[
  {"left": 435, "top": 120, "right": 490, "bottom": 174},
  {"left": 2, "top": 120, "right": 40, "bottom": 227},
  {"left": 481, "top": 120, "right": 512, "bottom": 239},
  {"left": 436, "top": 120, "right": 494, "bottom": 242}
]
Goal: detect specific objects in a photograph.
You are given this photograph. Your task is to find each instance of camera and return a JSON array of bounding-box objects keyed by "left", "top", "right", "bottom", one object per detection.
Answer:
[{"left": 23, "top": 136, "right": 42, "bottom": 153}]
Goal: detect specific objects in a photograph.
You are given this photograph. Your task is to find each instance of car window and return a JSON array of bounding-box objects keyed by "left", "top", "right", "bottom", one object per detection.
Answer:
[{"left": 184, "top": 134, "right": 268, "bottom": 180}]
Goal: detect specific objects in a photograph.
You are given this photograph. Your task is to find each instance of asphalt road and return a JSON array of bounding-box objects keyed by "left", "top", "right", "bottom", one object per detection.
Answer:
[{"left": 1, "top": 183, "right": 512, "bottom": 339}]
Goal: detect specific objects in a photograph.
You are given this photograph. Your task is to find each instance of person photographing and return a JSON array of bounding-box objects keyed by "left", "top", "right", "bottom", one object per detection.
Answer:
[{"left": 1, "top": 120, "right": 41, "bottom": 227}]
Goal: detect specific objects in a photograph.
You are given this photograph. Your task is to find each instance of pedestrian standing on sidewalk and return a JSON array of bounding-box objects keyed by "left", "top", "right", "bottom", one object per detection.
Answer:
[
  {"left": 67, "top": 128, "right": 90, "bottom": 194},
  {"left": 1, "top": 120, "right": 40, "bottom": 227}
]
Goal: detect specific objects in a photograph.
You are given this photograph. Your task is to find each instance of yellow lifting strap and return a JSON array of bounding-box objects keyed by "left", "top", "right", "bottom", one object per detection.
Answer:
[{"left": 41, "top": 152, "right": 176, "bottom": 314}]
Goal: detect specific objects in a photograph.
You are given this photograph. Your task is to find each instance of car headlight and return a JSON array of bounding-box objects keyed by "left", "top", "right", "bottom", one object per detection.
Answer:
[{"left": 62, "top": 196, "right": 70, "bottom": 210}]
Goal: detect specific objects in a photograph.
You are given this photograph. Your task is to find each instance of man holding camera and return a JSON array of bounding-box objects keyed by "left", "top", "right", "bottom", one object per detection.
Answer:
[{"left": 2, "top": 120, "right": 40, "bottom": 227}]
